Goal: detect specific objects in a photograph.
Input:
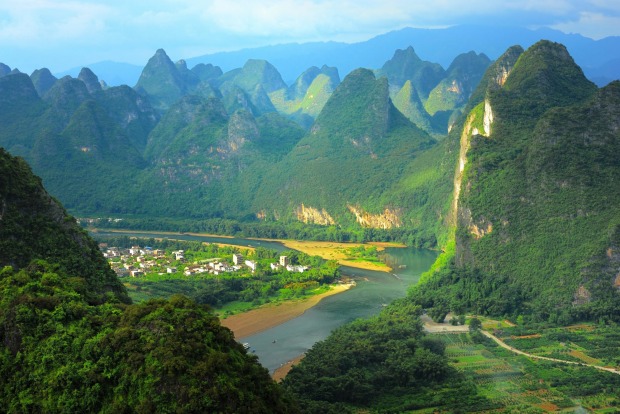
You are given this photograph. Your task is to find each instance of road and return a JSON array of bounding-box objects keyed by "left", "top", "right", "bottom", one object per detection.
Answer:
[{"left": 480, "top": 330, "right": 620, "bottom": 376}]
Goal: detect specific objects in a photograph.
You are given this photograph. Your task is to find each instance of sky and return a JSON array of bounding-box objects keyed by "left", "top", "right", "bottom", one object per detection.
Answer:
[{"left": 1, "top": 0, "right": 620, "bottom": 74}]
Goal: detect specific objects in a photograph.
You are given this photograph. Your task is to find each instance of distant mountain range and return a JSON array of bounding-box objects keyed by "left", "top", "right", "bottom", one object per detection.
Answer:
[{"left": 55, "top": 25, "right": 620, "bottom": 87}]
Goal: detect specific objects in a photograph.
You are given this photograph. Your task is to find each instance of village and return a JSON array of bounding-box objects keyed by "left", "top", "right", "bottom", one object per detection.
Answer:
[{"left": 100, "top": 243, "right": 309, "bottom": 278}]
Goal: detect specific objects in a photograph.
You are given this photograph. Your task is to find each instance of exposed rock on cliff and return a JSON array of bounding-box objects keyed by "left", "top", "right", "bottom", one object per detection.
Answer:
[
  {"left": 347, "top": 205, "right": 402, "bottom": 229},
  {"left": 296, "top": 204, "right": 335, "bottom": 225}
]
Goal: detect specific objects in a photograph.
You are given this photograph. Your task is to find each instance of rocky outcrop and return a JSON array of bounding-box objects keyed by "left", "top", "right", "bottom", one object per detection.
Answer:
[
  {"left": 295, "top": 204, "right": 335, "bottom": 225},
  {"left": 225, "top": 110, "right": 259, "bottom": 153},
  {"left": 469, "top": 221, "right": 493, "bottom": 239},
  {"left": 573, "top": 285, "right": 592, "bottom": 305},
  {"left": 347, "top": 205, "right": 402, "bottom": 229},
  {"left": 483, "top": 98, "right": 493, "bottom": 136}
]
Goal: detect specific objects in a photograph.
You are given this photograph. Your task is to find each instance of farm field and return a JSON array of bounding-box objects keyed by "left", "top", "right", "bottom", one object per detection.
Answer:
[{"left": 423, "top": 322, "right": 620, "bottom": 413}]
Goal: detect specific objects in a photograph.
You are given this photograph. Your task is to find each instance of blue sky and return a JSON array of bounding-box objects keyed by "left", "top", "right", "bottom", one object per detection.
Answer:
[{"left": 1, "top": 0, "right": 620, "bottom": 73}]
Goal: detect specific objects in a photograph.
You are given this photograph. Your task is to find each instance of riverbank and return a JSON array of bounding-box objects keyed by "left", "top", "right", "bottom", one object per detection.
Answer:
[
  {"left": 272, "top": 354, "right": 305, "bottom": 382},
  {"left": 221, "top": 283, "right": 354, "bottom": 339}
]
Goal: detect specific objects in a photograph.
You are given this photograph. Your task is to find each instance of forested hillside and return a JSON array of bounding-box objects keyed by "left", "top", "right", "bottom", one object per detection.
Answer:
[
  {"left": 0, "top": 147, "right": 296, "bottom": 413},
  {"left": 412, "top": 41, "right": 620, "bottom": 323}
]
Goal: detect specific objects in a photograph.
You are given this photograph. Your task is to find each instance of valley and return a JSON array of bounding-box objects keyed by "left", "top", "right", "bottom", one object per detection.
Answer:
[{"left": 1, "top": 21, "right": 620, "bottom": 413}]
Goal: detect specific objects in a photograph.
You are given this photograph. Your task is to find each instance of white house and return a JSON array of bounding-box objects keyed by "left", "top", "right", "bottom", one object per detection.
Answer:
[{"left": 245, "top": 260, "right": 257, "bottom": 272}]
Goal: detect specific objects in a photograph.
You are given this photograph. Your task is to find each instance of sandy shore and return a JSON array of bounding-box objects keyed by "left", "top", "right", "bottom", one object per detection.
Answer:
[
  {"left": 272, "top": 354, "right": 306, "bottom": 382},
  {"left": 221, "top": 283, "right": 354, "bottom": 339}
]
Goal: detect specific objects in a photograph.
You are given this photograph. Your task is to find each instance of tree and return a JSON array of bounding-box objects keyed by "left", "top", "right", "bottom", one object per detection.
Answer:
[{"left": 469, "top": 317, "right": 482, "bottom": 331}]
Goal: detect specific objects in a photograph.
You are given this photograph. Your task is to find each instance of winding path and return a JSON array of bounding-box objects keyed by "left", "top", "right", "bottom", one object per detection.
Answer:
[{"left": 480, "top": 330, "right": 620, "bottom": 376}]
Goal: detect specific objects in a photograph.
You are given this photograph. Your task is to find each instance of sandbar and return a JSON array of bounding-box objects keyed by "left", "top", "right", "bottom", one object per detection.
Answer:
[
  {"left": 221, "top": 283, "right": 354, "bottom": 339},
  {"left": 275, "top": 239, "right": 403, "bottom": 272}
]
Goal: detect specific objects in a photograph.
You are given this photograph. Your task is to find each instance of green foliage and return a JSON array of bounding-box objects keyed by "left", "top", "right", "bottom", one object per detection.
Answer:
[
  {"left": 0, "top": 148, "right": 129, "bottom": 304},
  {"left": 0, "top": 262, "right": 297, "bottom": 413},
  {"left": 424, "top": 51, "right": 491, "bottom": 116},
  {"left": 283, "top": 298, "right": 471, "bottom": 412},
  {"left": 412, "top": 41, "right": 620, "bottom": 323}
]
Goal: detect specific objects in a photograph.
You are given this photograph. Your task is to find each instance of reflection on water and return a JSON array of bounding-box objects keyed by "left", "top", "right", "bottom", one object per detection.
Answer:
[{"left": 92, "top": 231, "right": 437, "bottom": 373}]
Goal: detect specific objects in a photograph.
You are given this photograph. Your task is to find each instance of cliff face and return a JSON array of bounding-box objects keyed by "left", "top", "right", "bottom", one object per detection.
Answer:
[
  {"left": 347, "top": 205, "right": 402, "bottom": 229},
  {"left": 296, "top": 204, "right": 336, "bottom": 225}
]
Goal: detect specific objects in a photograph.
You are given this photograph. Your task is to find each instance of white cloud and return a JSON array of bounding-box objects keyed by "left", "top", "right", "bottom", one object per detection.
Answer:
[
  {"left": 0, "top": 1, "right": 112, "bottom": 45},
  {"left": 551, "top": 11, "right": 620, "bottom": 39}
]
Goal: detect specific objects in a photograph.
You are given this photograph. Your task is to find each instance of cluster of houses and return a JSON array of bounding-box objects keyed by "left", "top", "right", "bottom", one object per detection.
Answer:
[
  {"left": 101, "top": 244, "right": 309, "bottom": 278},
  {"left": 269, "top": 255, "right": 309, "bottom": 273},
  {"left": 102, "top": 244, "right": 168, "bottom": 277}
]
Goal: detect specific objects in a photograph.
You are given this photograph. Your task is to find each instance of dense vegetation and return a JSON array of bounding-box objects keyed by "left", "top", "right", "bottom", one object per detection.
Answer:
[
  {"left": 413, "top": 41, "right": 620, "bottom": 323},
  {"left": 0, "top": 263, "right": 296, "bottom": 413},
  {"left": 282, "top": 299, "right": 487, "bottom": 413},
  {"left": 0, "top": 147, "right": 297, "bottom": 412}
]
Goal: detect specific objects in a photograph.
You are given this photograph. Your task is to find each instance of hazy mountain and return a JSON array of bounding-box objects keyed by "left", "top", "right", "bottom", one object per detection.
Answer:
[
  {"left": 78, "top": 67, "right": 103, "bottom": 94},
  {"left": 191, "top": 62, "right": 223, "bottom": 81},
  {"left": 30, "top": 68, "right": 58, "bottom": 96},
  {"left": 582, "top": 57, "right": 620, "bottom": 87},
  {"left": 186, "top": 25, "right": 620, "bottom": 85},
  {"left": 0, "top": 62, "right": 10, "bottom": 77},
  {"left": 56, "top": 60, "right": 144, "bottom": 87}
]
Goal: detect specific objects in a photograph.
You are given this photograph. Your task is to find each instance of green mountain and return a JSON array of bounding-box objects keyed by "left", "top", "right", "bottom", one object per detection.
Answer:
[
  {"left": 0, "top": 148, "right": 297, "bottom": 412},
  {"left": 0, "top": 71, "right": 160, "bottom": 214},
  {"left": 134, "top": 49, "right": 195, "bottom": 112},
  {"left": 287, "top": 65, "right": 340, "bottom": 100},
  {"left": 392, "top": 80, "right": 434, "bottom": 134},
  {"left": 42, "top": 75, "right": 92, "bottom": 127},
  {"left": 270, "top": 65, "right": 340, "bottom": 124},
  {"left": 375, "top": 46, "right": 445, "bottom": 99},
  {"left": 0, "top": 73, "right": 48, "bottom": 155},
  {"left": 424, "top": 51, "right": 491, "bottom": 116},
  {"left": 252, "top": 68, "right": 440, "bottom": 238},
  {"left": 215, "top": 59, "right": 287, "bottom": 116},
  {"left": 413, "top": 41, "right": 620, "bottom": 323},
  {"left": 91, "top": 85, "right": 159, "bottom": 153},
  {"left": 217, "top": 59, "right": 287, "bottom": 94},
  {"left": 0, "top": 148, "right": 129, "bottom": 303}
]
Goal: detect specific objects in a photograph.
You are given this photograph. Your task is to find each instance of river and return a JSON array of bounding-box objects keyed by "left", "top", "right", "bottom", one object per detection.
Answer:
[{"left": 93, "top": 230, "right": 437, "bottom": 373}]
